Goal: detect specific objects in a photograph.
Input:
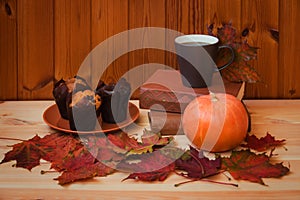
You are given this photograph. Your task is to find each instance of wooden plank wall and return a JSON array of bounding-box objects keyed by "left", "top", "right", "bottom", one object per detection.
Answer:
[{"left": 0, "top": 0, "right": 299, "bottom": 100}]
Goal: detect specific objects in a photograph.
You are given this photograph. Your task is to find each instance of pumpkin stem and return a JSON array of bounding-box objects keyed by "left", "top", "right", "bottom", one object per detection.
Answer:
[{"left": 209, "top": 91, "right": 219, "bottom": 102}]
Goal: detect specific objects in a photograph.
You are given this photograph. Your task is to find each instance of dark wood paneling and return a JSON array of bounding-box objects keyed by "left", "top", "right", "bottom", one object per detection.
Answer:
[
  {"left": 128, "top": 0, "right": 166, "bottom": 98},
  {"left": 242, "top": 0, "right": 279, "bottom": 98},
  {"left": 91, "top": 0, "right": 129, "bottom": 86},
  {"left": 0, "top": 0, "right": 17, "bottom": 99},
  {"left": 203, "top": 0, "right": 241, "bottom": 29},
  {"left": 54, "top": 0, "right": 91, "bottom": 83},
  {"left": 242, "top": 0, "right": 279, "bottom": 99},
  {"left": 0, "top": 0, "right": 299, "bottom": 99},
  {"left": 279, "top": 0, "right": 300, "bottom": 98},
  {"left": 165, "top": 0, "right": 203, "bottom": 69},
  {"left": 17, "top": 0, "right": 54, "bottom": 99}
]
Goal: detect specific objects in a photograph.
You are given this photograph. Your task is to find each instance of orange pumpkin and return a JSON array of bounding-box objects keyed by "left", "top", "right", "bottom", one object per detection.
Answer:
[{"left": 182, "top": 93, "right": 249, "bottom": 152}]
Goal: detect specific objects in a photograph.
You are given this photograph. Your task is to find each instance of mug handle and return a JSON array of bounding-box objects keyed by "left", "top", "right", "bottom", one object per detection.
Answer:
[{"left": 215, "top": 45, "right": 235, "bottom": 71}]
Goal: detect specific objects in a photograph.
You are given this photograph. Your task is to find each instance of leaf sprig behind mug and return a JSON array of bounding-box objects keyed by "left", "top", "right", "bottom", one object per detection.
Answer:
[{"left": 207, "top": 23, "right": 260, "bottom": 83}]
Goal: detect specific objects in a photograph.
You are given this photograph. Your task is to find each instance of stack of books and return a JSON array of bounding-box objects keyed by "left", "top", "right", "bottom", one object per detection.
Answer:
[{"left": 139, "top": 69, "right": 245, "bottom": 135}]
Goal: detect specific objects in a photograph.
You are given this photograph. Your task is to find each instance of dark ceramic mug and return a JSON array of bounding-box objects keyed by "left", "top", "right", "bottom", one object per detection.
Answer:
[{"left": 175, "top": 34, "right": 234, "bottom": 88}]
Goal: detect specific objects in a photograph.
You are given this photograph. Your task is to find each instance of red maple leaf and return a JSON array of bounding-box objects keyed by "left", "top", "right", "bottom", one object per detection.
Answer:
[
  {"left": 118, "top": 150, "right": 175, "bottom": 182},
  {"left": 53, "top": 147, "right": 114, "bottom": 185},
  {"left": 175, "top": 146, "right": 221, "bottom": 179},
  {"left": 1, "top": 135, "right": 43, "bottom": 170},
  {"left": 207, "top": 23, "right": 260, "bottom": 83},
  {"left": 141, "top": 129, "right": 172, "bottom": 147},
  {"left": 38, "top": 132, "right": 82, "bottom": 164},
  {"left": 221, "top": 149, "right": 289, "bottom": 185},
  {"left": 241, "top": 133, "right": 286, "bottom": 151},
  {"left": 55, "top": 161, "right": 114, "bottom": 185},
  {"left": 107, "top": 132, "right": 141, "bottom": 152},
  {"left": 51, "top": 146, "right": 94, "bottom": 172},
  {"left": 107, "top": 130, "right": 172, "bottom": 155}
]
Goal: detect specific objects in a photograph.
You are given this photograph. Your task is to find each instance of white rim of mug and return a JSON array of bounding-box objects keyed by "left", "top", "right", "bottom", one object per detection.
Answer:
[{"left": 175, "top": 34, "right": 219, "bottom": 46}]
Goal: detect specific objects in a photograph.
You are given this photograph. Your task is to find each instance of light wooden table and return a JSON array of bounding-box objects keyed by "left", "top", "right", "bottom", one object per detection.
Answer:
[{"left": 0, "top": 100, "right": 300, "bottom": 199}]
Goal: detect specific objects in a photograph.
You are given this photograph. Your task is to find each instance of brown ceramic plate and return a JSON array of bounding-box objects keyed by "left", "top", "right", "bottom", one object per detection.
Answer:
[{"left": 43, "top": 102, "right": 140, "bottom": 134}]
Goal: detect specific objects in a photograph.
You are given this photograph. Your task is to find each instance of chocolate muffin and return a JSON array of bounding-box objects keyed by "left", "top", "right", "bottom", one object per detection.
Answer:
[
  {"left": 67, "top": 89, "right": 101, "bottom": 131},
  {"left": 96, "top": 78, "right": 131, "bottom": 123},
  {"left": 53, "top": 76, "right": 101, "bottom": 131}
]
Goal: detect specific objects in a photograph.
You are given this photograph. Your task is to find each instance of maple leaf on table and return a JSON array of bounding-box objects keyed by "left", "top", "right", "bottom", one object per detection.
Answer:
[
  {"left": 0, "top": 132, "right": 87, "bottom": 172},
  {"left": 55, "top": 161, "right": 114, "bottom": 185},
  {"left": 118, "top": 150, "right": 176, "bottom": 182},
  {"left": 38, "top": 132, "right": 82, "bottom": 164},
  {"left": 241, "top": 132, "right": 286, "bottom": 152},
  {"left": 0, "top": 135, "right": 42, "bottom": 171},
  {"left": 107, "top": 130, "right": 173, "bottom": 155},
  {"left": 141, "top": 129, "right": 172, "bottom": 147},
  {"left": 221, "top": 149, "right": 289, "bottom": 185},
  {"left": 50, "top": 143, "right": 114, "bottom": 185},
  {"left": 107, "top": 132, "right": 149, "bottom": 155},
  {"left": 207, "top": 23, "right": 260, "bottom": 83},
  {"left": 54, "top": 149, "right": 115, "bottom": 185},
  {"left": 175, "top": 146, "right": 221, "bottom": 179}
]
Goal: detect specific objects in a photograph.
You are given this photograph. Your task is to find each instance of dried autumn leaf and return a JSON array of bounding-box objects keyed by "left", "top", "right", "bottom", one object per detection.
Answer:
[
  {"left": 221, "top": 149, "right": 289, "bottom": 185},
  {"left": 51, "top": 147, "right": 93, "bottom": 172},
  {"left": 175, "top": 146, "right": 221, "bottom": 179},
  {"left": 122, "top": 163, "right": 175, "bottom": 182},
  {"left": 141, "top": 129, "right": 172, "bottom": 147},
  {"left": 0, "top": 135, "right": 42, "bottom": 170},
  {"left": 55, "top": 161, "right": 114, "bottom": 185},
  {"left": 241, "top": 132, "right": 286, "bottom": 152},
  {"left": 0, "top": 133, "right": 84, "bottom": 171},
  {"left": 49, "top": 141, "right": 114, "bottom": 185},
  {"left": 118, "top": 150, "right": 175, "bottom": 182},
  {"left": 107, "top": 132, "right": 141, "bottom": 152},
  {"left": 39, "top": 132, "right": 82, "bottom": 164},
  {"left": 207, "top": 23, "right": 260, "bottom": 83},
  {"left": 107, "top": 131, "right": 172, "bottom": 155}
]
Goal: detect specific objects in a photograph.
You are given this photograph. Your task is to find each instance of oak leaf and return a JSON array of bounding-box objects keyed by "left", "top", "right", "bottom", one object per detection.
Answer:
[{"left": 221, "top": 149, "right": 289, "bottom": 185}]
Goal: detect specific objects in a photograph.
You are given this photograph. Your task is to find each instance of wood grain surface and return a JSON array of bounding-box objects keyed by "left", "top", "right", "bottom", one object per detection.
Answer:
[
  {"left": 278, "top": 0, "right": 300, "bottom": 98},
  {"left": 242, "top": 0, "right": 279, "bottom": 98},
  {"left": 0, "top": 0, "right": 300, "bottom": 100},
  {"left": 0, "top": 100, "right": 299, "bottom": 199},
  {"left": 0, "top": 0, "right": 17, "bottom": 100},
  {"left": 17, "top": 0, "right": 54, "bottom": 99},
  {"left": 91, "top": 0, "right": 129, "bottom": 85},
  {"left": 54, "top": 0, "right": 91, "bottom": 82}
]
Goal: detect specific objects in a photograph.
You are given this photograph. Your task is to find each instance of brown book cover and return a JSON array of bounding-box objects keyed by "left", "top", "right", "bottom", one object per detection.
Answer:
[
  {"left": 148, "top": 110, "right": 184, "bottom": 135},
  {"left": 140, "top": 69, "right": 245, "bottom": 113}
]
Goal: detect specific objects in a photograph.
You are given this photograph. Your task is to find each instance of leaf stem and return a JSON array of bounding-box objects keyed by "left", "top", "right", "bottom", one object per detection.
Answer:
[
  {"left": 187, "top": 151, "right": 205, "bottom": 176},
  {"left": 41, "top": 170, "right": 59, "bottom": 175},
  {"left": 174, "top": 178, "right": 238, "bottom": 187},
  {"left": 221, "top": 171, "right": 232, "bottom": 181},
  {"left": 0, "top": 137, "right": 25, "bottom": 142}
]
